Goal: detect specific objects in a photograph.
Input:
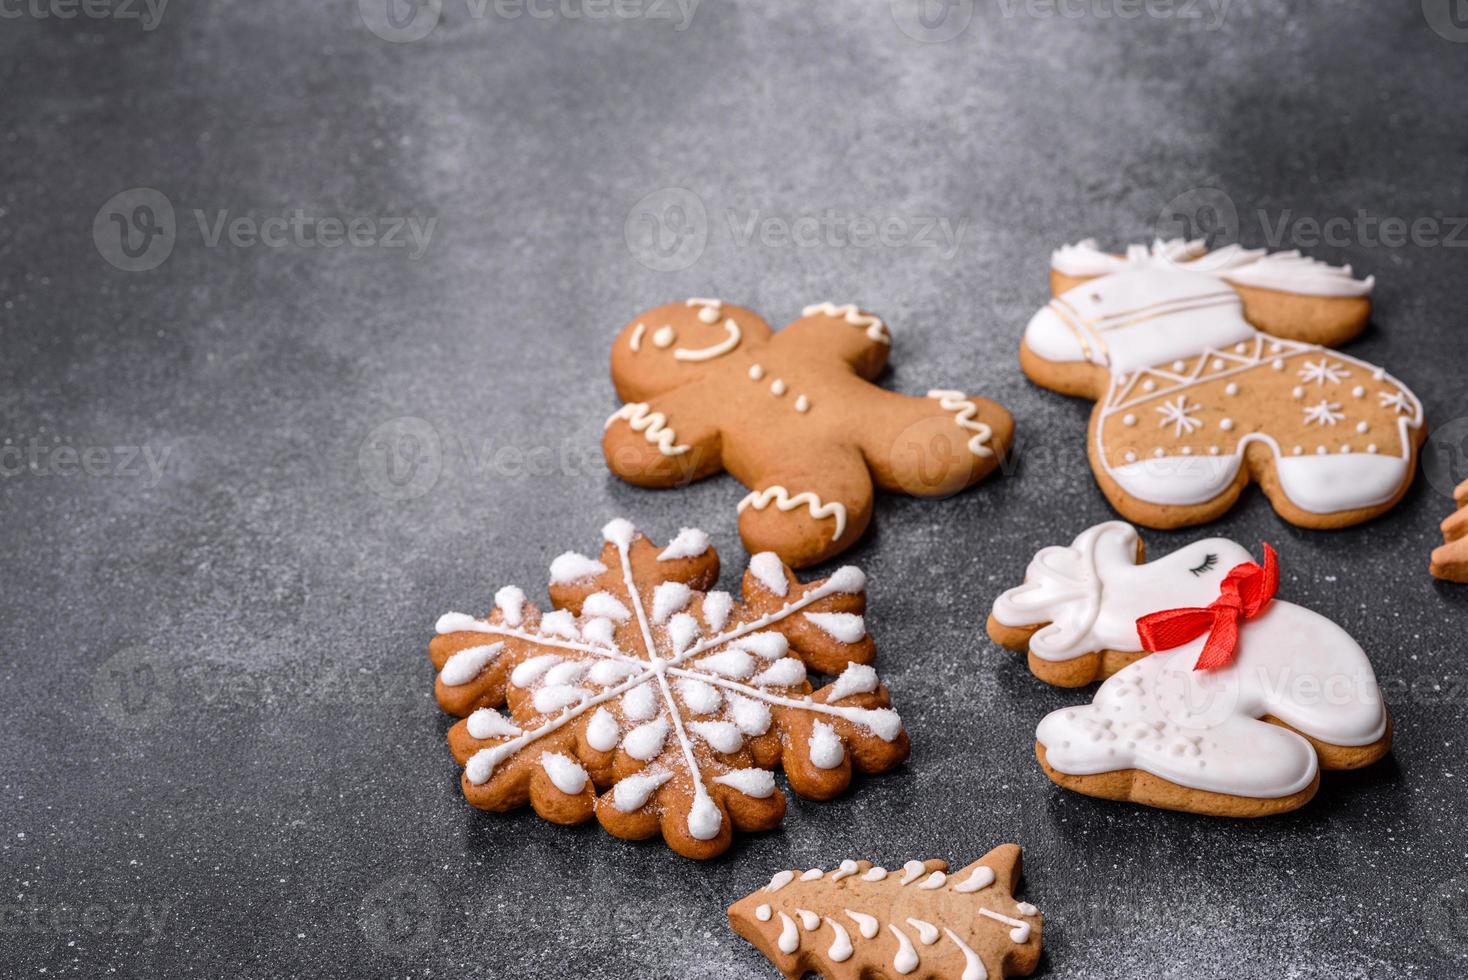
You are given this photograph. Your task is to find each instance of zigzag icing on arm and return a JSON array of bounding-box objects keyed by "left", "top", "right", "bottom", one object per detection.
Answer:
[
  {"left": 737, "top": 486, "right": 848, "bottom": 541},
  {"left": 802, "top": 302, "right": 891, "bottom": 344},
  {"left": 605, "top": 402, "right": 691, "bottom": 456},
  {"left": 927, "top": 390, "right": 995, "bottom": 457}
]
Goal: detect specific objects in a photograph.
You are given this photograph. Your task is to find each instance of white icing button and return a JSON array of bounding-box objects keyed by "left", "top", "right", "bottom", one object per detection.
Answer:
[
  {"left": 1269, "top": 342, "right": 1282, "bottom": 353},
  {"left": 1224, "top": 382, "right": 1239, "bottom": 396},
  {"left": 1368, "top": 444, "right": 1378, "bottom": 453},
  {"left": 1356, "top": 421, "right": 1369, "bottom": 433},
  {"left": 1352, "top": 385, "right": 1365, "bottom": 398},
  {"left": 1220, "top": 418, "right": 1234, "bottom": 432},
  {"left": 1122, "top": 413, "right": 1137, "bottom": 426},
  {"left": 653, "top": 325, "right": 675, "bottom": 348},
  {"left": 1340, "top": 445, "right": 1352, "bottom": 454},
  {"left": 1235, "top": 342, "right": 1248, "bottom": 353},
  {"left": 1153, "top": 448, "right": 1164, "bottom": 458},
  {"left": 1208, "top": 446, "right": 1220, "bottom": 455},
  {"left": 1211, "top": 358, "right": 1225, "bottom": 370},
  {"left": 1317, "top": 446, "right": 1328, "bottom": 455},
  {"left": 1172, "top": 359, "right": 1186, "bottom": 372},
  {"left": 1272, "top": 359, "right": 1285, "bottom": 370},
  {"left": 1142, "top": 379, "right": 1156, "bottom": 392},
  {"left": 1291, "top": 386, "right": 1304, "bottom": 399},
  {"left": 795, "top": 395, "right": 810, "bottom": 413},
  {"left": 748, "top": 364, "right": 764, "bottom": 380},
  {"left": 1293, "top": 446, "right": 1303, "bottom": 456},
  {"left": 770, "top": 379, "right": 787, "bottom": 396},
  {"left": 1124, "top": 451, "right": 1137, "bottom": 463},
  {"left": 1181, "top": 447, "right": 1192, "bottom": 455}
]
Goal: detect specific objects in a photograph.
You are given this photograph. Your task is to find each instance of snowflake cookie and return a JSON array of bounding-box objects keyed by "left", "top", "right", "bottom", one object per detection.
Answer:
[
  {"left": 729, "top": 845, "right": 1043, "bottom": 980},
  {"left": 1021, "top": 238, "right": 1425, "bottom": 530},
  {"left": 989, "top": 521, "right": 1392, "bottom": 816},
  {"left": 428, "top": 518, "right": 910, "bottom": 859},
  {"left": 604, "top": 299, "right": 1014, "bottom": 568}
]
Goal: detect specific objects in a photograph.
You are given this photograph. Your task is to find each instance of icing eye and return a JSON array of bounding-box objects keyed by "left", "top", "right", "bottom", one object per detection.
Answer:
[
  {"left": 1189, "top": 553, "right": 1219, "bottom": 577},
  {"left": 653, "top": 325, "right": 676, "bottom": 348}
]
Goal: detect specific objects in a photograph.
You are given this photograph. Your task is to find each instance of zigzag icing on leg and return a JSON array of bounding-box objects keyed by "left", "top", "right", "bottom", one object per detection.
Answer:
[
  {"left": 738, "top": 486, "right": 848, "bottom": 541},
  {"left": 927, "top": 389, "right": 996, "bottom": 458}
]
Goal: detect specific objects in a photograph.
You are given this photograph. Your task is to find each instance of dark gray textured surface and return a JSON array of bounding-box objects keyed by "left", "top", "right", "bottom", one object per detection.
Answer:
[{"left": 4, "top": 1, "right": 1468, "bottom": 977}]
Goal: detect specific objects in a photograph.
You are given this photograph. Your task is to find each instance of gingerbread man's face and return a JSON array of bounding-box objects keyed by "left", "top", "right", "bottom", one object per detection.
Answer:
[{"left": 610, "top": 299, "right": 772, "bottom": 403}]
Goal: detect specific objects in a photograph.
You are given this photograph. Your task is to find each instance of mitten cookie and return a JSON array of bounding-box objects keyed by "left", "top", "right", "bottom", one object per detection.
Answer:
[
  {"left": 1020, "top": 239, "right": 1426, "bottom": 529},
  {"left": 1430, "top": 477, "right": 1468, "bottom": 582},
  {"left": 990, "top": 521, "right": 1391, "bottom": 816},
  {"left": 429, "top": 518, "right": 909, "bottom": 860},
  {"left": 729, "top": 846, "right": 1042, "bottom": 980},
  {"left": 604, "top": 299, "right": 1014, "bottom": 567}
]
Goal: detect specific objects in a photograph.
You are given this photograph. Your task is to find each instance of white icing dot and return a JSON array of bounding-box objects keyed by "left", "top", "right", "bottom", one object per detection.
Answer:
[
  {"left": 696, "top": 305, "right": 720, "bottom": 324},
  {"left": 1341, "top": 445, "right": 1352, "bottom": 454},
  {"left": 549, "top": 551, "right": 607, "bottom": 585},
  {"left": 748, "top": 364, "right": 764, "bottom": 380},
  {"left": 1272, "top": 359, "right": 1285, "bottom": 370},
  {"left": 623, "top": 718, "right": 669, "bottom": 760},
  {"left": 1224, "top": 382, "right": 1239, "bottom": 396},
  {"left": 652, "top": 324, "right": 675, "bottom": 348},
  {"left": 657, "top": 527, "right": 710, "bottom": 562},
  {"left": 689, "top": 719, "right": 742, "bottom": 753},
  {"left": 918, "top": 871, "right": 947, "bottom": 891},
  {"left": 700, "top": 590, "right": 733, "bottom": 632},
  {"left": 826, "top": 566, "right": 866, "bottom": 593},
  {"left": 687, "top": 794, "right": 723, "bottom": 841},
  {"left": 713, "top": 768, "right": 776, "bottom": 798},
  {"left": 766, "top": 870, "right": 795, "bottom": 893},
  {"left": 795, "top": 394, "right": 810, "bottom": 413},
  {"left": 1269, "top": 342, "right": 1283, "bottom": 353},
  {"left": 1209, "top": 446, "right": 1220, "bottom": 455},
  {"left": 1220, "top": 418, "right": 1235, "bottom": 432},
  {"left": 585, "top": 708, "right": 620, "bottom": 752},
  {"left": 1368, "top": 444, "right": 1378, "bottom": 453},
  {"left": 1356, "top": 421, "right": 1369, "bottom": 433},
  {"left": 1291, "top": 386, "right": 1304, "bottom": 399},
  {"left": 1153, "top": 448, "right": 1165, "bottom": 458},
  {"left": 1317, "top": 445, "right": 1328, "bottom": 455},
  {"left": 954, "top": 865, "right": 995, "bottom": 893},
  {"left": 652, "top": 581, "right": 692, "bottom": 625},
  {"left": 1124, "top": 451, "right": 1137, "bottom": 463},
  {"left": 1353, "top": 385, "right": 1366, "bottom": 398},
  {"left": 776, "top": 912, "right": 799, "bottom": 954},
  {"left": 1235, "top": 342, "right": 1248, "bottom": 353},
  {"left": 621, "top": 682, "right": 658, "bottom": 721},
  {"left": 728, "top": 694, "right": 772, "bottom": 736},
  {"left": 795, "top": 908, "right": 820, "bottom": 931},
  {"left": 770, "top": 379, "right": 787, "bottom": 396},
  {"left": 1293, "top": 445, "right": 1303, "bottom": 456},
  {"left": 846, "top": 908, "right": 879, "bottom": 938},
  {"left": 1181, "top": 447, "right": 1192, "bottom": 456},
  {"left": 677, "top": 677, "right": 723, "bottom": 715},
  {"left": 804, "top": 611, "right": 866, "bottom": 644},
  {"left": 1211, "top": 358, "right": 1225, "bottom": 370},
  {"left": 1142, "top": 379, "right": 1156, "bottom": 392},
  {"left": 755, "top": 904, "right": 772, "bottom": 922},
  {"left": 582, "top": 591, "right": 631, "bottom": 622},
  {"left": 809, "top": 721, "right": 845, "bottom": 769},
  {"left": 580, "top": 616, "right": 617, "bottom": 647},
  {"left": 827, "top": 663, "right": 880, "bottom": 701},
  {"left": 1172, "top": 359, "right": 1186, "bottom": 371},
  {"left": 1016, "top": 902, "right": 1039, "bottom": 916},
  {"left": 1122, "top": 413, "right": 1137, "bottom": 426}
]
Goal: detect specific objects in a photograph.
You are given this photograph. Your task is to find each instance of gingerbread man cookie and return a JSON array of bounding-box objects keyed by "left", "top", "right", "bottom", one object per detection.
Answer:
[
  {"left": 1431, "top": 477, "right": 1468, "bottom": 582},
  {"left": 729, "top": 846, "right": 1043, "bottom": 980},
  {"left": 1020, "top": 239, "right": 1425, "bottom": 529},
  {"left": 429, "top": 518, "right": 909, "bottom": 859},
  {"left": 990, "top": 521, "right": 1392, "bottom": 816},
  {"left": 604, "top": 299, "right": 1014, "bottom": 567}
]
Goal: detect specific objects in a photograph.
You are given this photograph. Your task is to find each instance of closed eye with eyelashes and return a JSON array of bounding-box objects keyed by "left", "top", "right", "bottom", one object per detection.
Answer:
[{"left": 1189, "top": 553, "right": 1219, "bottom": 576}]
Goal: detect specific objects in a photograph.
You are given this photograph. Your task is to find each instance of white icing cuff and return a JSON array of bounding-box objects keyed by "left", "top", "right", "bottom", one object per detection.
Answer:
[{"left": 1274, "top": 452, "right": 1409, "bottom": 514}]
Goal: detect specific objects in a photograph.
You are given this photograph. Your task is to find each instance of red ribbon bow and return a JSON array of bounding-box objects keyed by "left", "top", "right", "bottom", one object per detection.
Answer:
[{"left": 1135, "top": 544, "right": 1279, "bottom": 671}]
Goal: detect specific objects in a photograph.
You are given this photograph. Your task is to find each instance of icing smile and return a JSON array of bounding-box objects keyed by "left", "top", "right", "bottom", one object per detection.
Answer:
[{"left": 674, "top": 319, "right": 742, "bottom": 362}]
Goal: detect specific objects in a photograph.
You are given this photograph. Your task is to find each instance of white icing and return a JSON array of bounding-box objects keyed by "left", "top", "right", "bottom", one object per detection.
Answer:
[
  {"left": 694, "top": 649, "right": 755, "bottom": 679},
  {"left": 954, "top": 865, "right": 995, "bottom": 893},
  {"left": 511, "top": 654, "right": 563, "bottom": 688},
  {"left": 888, "top": 923, "right": 919, "bottom": 974},
  {"left": 687, "top": 793, "right": 722, "bottom": 840},
  {"left": 667, "top": 612, "right": 699, "bottom": 653},
  {"left": 652, "top": 324, "right": 675, "bottom": 348},
  {"left": 533, "top": 685, "right": 589, "bottom": 714},
  {"left": 629, "top": 322, "right": 645, "bottom": 351},
  {"left": 777, "top": 912, "right": 799, "bottom": 954},
  {"left": 803, "top": 302, "right": 892, "bottom": 344},
  {"left": 917, "top": 871, "right": 947, "bottom": 890},
  {"left": 539, "top": 752, "right": 588, "bottom": 795},
  {"left": 809, "top": 721, "right": 844, "bottom": 769},
  {"left": 830, "top": 859, "right": 860, "bottom": 882},
  {"left": 747, "top": 552, "right": 789, "bottom": 596},
  {"left": 585, "top": 708, "right": 620, "bottom": 751},
  {"left": 795, "top": 394, "right": 810, "bottom": 413},
  {"left": 612, "top": 769, "right": 672, "bottom": 812},
  {"left": 494, "top": 586, "right": 525, "bottom": 627},
  {"left": 732, "top": 631, "right": 788, "bottom": 660},
  {"left": 466, "top": 708, "right": 522, "bottom": 740},
  {"left": 582, "top": 591, "right": 631, "bottom": 621},
  {"left": 623, "top": 718, "right": 670, "bottom": 760},
  {"left": 1050, "top": 238, "right": 1373, "bottom": 297},
  {"left": 543, "top": 660, "right": 590, "bottom": 686},
  {"left": 927, "top": 389, "right": 996, "bottom": 457},
  {"left": 752, "top": 658, "right": 806, "bottom": 688},
  {"left": 538, "top": 609, "right": 578, "bottom": 639},
  {"left": 825, "top": 918, "right": 853, "bottom": 962},
  {"left": 978, "top": 908, "right": 1031, "bottom": 944},
  {"left": 674, "top": 318, "right": 741, "bottom": 362},
  {"left": 701, "top": 591, "right": 733, "bottom": 632},
  {"left": 605, "top": 403, "right": 690, "bottom": 456},
  {"left": 657, "top": 527, "right": 710, "bottom": 561},
  {"left": 945, "top": 928, "right": 988, "bottom": 980},
  {"left": 580, "top": 617, "right": 617, "bottom": 648},
  {"left": 826, "top": 566, "right": 866, "bottom": 593},
  {"left": 766, "top": 870, "right": 795, "bottom": 893},
  {"left": 712, "top": 768, "right": 775, "bottom": 797},
  {"left": 601, "top": 517, "right": 636, "bottom": 548},
  {"left": 804, "top": 611, "right": 866, "bottom": 644},
  {"left": 728, "top": 694, "right": 772, "bottom": 736},
  {"left": 1016, "top": 902, "right": 1039, "bottom": 916},
  {"left": 549, "top": 552, "right": 606, "bottom": 585},
  {"left": 800, "top": 868, "right": 825, "bottom": 881},
  {"left": 827, "top": 663, "right": 880, "bottom": 701},
  {"left": 439, "top": 643, "right": 503, "bottom": 686},
  {"left": 846, "top": 908, "right": 879, "bottom": 938},
  {"left": 900, "top": 860, "right": 926, "bottom": 885},
  {"left": 652, "top": 581, "right": 692, "bottom": 625},
  {"left": 588, "top": 659, "right": 636, "bottom": 685},
  {"left": 795, "top": 908, "right": 820, "bottom": 931},
  {"left": 738, "top": 487, "right": 848, "bottom": 542},
  {"left": 906, "top": 917, "right": 940, "bottom": 944},
  {"left": 678, "top": 679, "right": 724, "bottom": 716},
  {"left": 755, "top": 904, "right": 772, "bottom": 922},
  {"left": 770, "top": 378, "right": 787, "bottom": 396},
  {"left": 848, "top": 708, "right": 903, "bottom": 742}
]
